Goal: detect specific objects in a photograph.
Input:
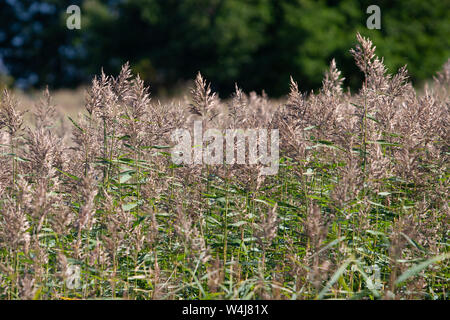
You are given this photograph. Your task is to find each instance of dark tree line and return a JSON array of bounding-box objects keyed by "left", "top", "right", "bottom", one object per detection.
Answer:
[{"left": 1, "top": 0, "right": 449, "bottom": 96}]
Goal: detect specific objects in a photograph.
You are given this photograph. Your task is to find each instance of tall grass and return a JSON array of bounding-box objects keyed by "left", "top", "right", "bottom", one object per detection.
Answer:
[{"left": 0, "top": 34, "right": 448, "bottom": 300}]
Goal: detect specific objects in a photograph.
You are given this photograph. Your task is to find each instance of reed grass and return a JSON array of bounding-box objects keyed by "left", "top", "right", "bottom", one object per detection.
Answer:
[{"left": 0, "top": 34, "right": 448, "bottom": 300}]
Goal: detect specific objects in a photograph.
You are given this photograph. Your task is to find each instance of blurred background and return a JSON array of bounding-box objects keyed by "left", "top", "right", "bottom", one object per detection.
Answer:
[{"left": 0, "top": 0, "right": 449, "bottom": 104}]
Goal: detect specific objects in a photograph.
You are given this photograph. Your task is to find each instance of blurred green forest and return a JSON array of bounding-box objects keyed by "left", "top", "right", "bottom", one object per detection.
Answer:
[{"left": 0, "top": 0, "right": 449, "bottom": 96}]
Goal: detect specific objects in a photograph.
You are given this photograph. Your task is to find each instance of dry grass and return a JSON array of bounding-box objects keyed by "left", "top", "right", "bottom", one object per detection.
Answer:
[
  {"left": 11, "top": 87, "right": 85, "bottom": 115},
  {"left": 0, "top": 34, "right": 448, "bottom": 300}
]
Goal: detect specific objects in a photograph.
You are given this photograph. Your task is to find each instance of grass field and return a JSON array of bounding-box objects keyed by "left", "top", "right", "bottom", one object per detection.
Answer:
[{"left": 0, "top": 34, "right": 448, "bottom": 300}]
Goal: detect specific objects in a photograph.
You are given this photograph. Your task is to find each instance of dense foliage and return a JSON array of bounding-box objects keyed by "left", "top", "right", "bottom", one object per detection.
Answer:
[{"left": 0, "top": 35, "right": 448, "bottom": 299}]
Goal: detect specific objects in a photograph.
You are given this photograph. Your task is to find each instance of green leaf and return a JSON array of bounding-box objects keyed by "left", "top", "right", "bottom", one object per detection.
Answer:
[
  {"left": 318, "top": 259, "right": 352, "bottom": 299},
  {"left": 230, "top": 221, "right": 246, "bottom": 227},
  {"left": 119, "top": 171, "right": 133, "bottom": 184},
  {"left": 395, "top": 253, "right": 450, "bottom": 285},
  {"left": 307, "top": 236, "right": 346, "bottom": 261},
  {"left": 400, "top": 232, "right": 426, "bottom": 252},
  {"left": 367, "top": 140, "right": 401, "bottom": 147},
  {"left": 350, "top": 103, "right": 363, "bottom": 109},
  {"left": 122, "top": 202, "right": 138, "bottom": 211},
  {"left": 354, "top": 260, "right": 381, "bottom": 298},
  {"left": 54, "top": 167, "right": 80, "bottom": 181},
  {"left": 366, "top": 114, "right": 379, "bottom": 123},
  {"left": 68, "top": 116, "right": 84, "bottom": 132},
  {"left": 141, "top": 145, "right": 171, "bottom": 150}
]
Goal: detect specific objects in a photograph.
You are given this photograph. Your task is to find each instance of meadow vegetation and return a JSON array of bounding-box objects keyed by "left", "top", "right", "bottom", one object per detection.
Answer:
[{"left": 0, "top": 34, "right": 448, "bottom": 300}]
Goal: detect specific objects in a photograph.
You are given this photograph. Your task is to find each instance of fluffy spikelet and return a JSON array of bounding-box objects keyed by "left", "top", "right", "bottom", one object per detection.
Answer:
[
  {"left": 77, "top": 172, "right": 98, "bottom": 231},
  {"left": 434, "top": 58, "right": 450, "bottom": 86},
  {"left": 350, "top": 32, "right": 377, "bottom": 74},
  {"left": 322, "top": 59, "right": 344, "bottom": 96},
  {"left": 0, "top": 89, "right": 25, "bottom": 136},
  {"left": 113, "top": 62, "right": 133, "bottom": 99},
  {"left": 287, "top": 76, "right": 305, "bottom": 113},
  {"left": 350, "top": 32, "right": 388, "bottom": 91},
  {"left": 33, "top": 87, "right": 56, "bottom": 130},
  {"left": 256, "top": 203, "right": 279, "bottom": 245},
  {"left": 189, "top": 72, "right": 219, "bottom": 121},
  {"left": 0, "top": 199, "right": 30, "bottom": 252}
]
